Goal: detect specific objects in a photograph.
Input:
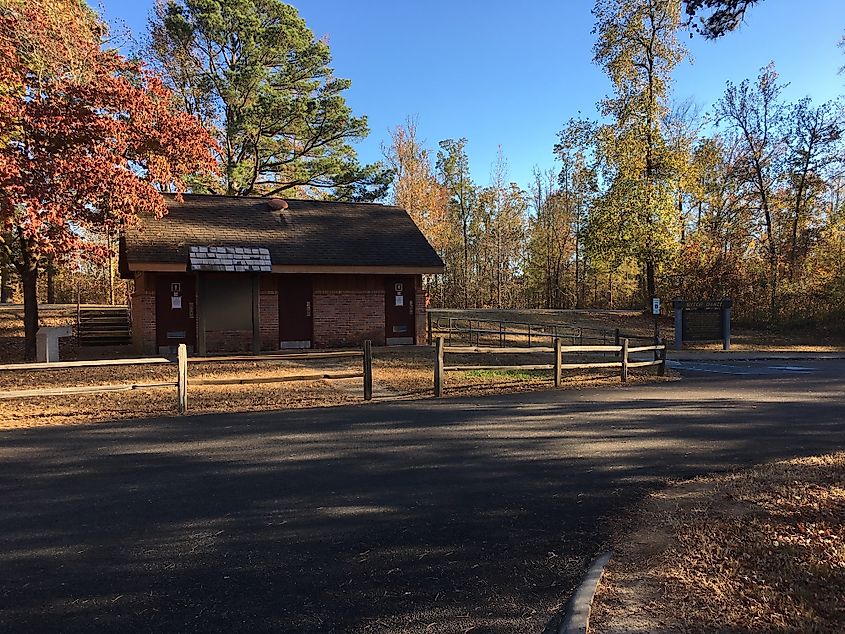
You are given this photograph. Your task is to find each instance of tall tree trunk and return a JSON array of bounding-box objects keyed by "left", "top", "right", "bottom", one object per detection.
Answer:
[
  {"left": 0, "top": 262, "right": 10, "bottom": 303},
  {"left": 789, "top": 175, "right": 807, "bottom": 281},
  {"left": 575, "top": 230, "right": 582, "bottom": 309},
  {"left": 769, "top": 260, "right": 778, "bottom": 323},
  {"left": 107, "top": 228, "right": 115, "bottom": 305},
  {"left": 645, "top": 260, "right": 656, "bottom": 308},
  {"left": 462, "top": 220, "right": 469, "bottom": 309},
  {"left": 22, "top": 265, "right": 39, "bottom": 361}
]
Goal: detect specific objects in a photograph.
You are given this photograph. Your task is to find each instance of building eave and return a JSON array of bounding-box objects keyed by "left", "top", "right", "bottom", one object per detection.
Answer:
[{"left": 127, "top": 262, "right": 445, "bottom": 275}]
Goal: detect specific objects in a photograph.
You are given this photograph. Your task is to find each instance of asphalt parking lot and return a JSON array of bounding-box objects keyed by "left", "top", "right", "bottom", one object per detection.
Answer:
[{"left": 2, "top": 360, "right": 844, "bottom": 633}]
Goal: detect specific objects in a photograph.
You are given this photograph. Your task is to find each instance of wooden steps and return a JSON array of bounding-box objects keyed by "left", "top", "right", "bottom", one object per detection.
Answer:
[{"left": 77, "top": 306, "right": 131, "bottom": 346}]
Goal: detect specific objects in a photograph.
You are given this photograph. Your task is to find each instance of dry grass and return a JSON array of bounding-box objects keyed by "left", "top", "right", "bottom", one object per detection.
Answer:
[
  {"left": 0, "top": 306, "right": 673, "bottom": 431},
  {"left": 0, "top": 345, "right": 673, "bottom": 431},
  {"left": 591, "top": 453, "right": 845, "bottom": 633},
  {"left": 430, "top": 308, "right": 845, "bottom": 353}
]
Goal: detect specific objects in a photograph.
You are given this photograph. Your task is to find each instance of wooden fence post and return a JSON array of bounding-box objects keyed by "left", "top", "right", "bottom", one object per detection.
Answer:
[
  {"left": 362, "top": 339, "right": 373, "bottom": 401},
  {"left": 434, "top": 336, "right": 444, "bottom": 397},
  {"left": 658, "top": 338, "right": 666, "bottom": 376},
  {"left": 620, "top": 338, "right": 629, "bottom": 383},
  {"left": 554, "top": 337, "right": 562, "bottom": 388},
  {"left": 177, "top": 343, "right": 188, "bottom": 414}
]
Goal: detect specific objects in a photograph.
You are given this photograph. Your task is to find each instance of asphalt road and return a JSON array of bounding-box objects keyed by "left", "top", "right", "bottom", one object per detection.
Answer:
[{"left": 2, "top": 360, "right": 844, "bottom": 633}]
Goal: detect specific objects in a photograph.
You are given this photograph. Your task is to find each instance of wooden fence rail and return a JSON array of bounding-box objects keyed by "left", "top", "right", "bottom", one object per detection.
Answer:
[
  {"left": 0, "top": 342, "right": 374, "bottom": 413},
  {"left": 433, "top": 336, "right": 666, "bottom": 397}
]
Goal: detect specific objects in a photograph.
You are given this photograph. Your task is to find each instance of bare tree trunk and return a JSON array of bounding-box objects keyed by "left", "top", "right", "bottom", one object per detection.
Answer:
[
  {"left": 645, "top": 260, "right": 656, "bottom": 308},
  {"left": 22, "top": 265, "right": 39, "bottom": 361},
  {"left": 789, "top": 175, "right": 807, "bottom": 281},
  {"left": 107, "top": 228, "right": 115, "bottom": 305},
  {"left": 575, "top": 229, "right": 582, "bottom": 309},
  {"left": 462, "top": 220, "right": 469, "bottom": 309},
  {"left": 769, "top": 261, "right": 778, "bottom": 323},
  {"left": 0, "top": 262, "right": 10, "bottom": 303}
]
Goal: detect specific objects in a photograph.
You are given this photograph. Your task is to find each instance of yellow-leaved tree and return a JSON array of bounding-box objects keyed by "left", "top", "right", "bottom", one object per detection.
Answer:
[{"left": 589, "top": 0, "right": 688, "bottom": 307}]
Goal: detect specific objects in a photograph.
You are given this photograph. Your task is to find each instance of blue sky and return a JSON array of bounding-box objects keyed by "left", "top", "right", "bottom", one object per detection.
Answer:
[{"left": 96, "top": 0, "right": 845, "bottom": 190}]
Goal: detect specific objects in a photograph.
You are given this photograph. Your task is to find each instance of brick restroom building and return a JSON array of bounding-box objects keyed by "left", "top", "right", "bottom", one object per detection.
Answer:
[{"left": 119, "top": 194, "right": 445, "bottom": 354}]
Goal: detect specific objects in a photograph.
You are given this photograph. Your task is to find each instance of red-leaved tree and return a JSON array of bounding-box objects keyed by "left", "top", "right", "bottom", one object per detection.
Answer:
[{"left": 0, "top": 0, "right": 217, "bottom": 359}]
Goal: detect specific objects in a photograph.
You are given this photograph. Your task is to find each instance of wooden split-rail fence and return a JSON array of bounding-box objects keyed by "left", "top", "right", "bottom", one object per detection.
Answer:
[
  {"left": 432, "top": 336, "right": 666, "bottom": 397},
  {"left": 0, "top": 341, "right": 374, "bottom": 414}
]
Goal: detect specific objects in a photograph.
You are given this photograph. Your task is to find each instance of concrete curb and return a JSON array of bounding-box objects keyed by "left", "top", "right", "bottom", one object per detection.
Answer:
[{"left": 559, "top": 551, "right": 612, "bottom": 634}]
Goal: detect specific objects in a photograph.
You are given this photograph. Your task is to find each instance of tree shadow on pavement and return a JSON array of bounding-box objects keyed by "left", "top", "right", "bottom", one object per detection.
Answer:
[{"left": 1, "top": 374, "right": 844, "bottom": 633}]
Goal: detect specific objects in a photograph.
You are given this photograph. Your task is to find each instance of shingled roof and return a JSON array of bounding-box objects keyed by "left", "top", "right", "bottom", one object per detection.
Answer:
[{"left": 121, "top": 194, "right": 445, "bottom": 272}]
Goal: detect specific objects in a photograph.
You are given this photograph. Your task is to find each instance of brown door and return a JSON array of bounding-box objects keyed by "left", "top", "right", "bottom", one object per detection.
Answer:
[
  {"left": 155, "top": 274, "right": 196, "bottom": 352},
  {"left": 279, "top": 275, "right": 313, "bottom": 348},
  {"left": 385, "top": 276, "right": 415, "bottom": 345}
]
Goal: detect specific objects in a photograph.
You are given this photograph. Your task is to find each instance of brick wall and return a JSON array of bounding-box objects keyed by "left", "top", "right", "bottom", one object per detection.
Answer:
[
  {"left": 132, "top": 272, "right": 427, "bottom": 352},
  {"left": 130, "top": 272, "right": 157, "bottom": 354},
  {"left": 313, "top": 289, "right": 385, "bottom": 347},
  {"left": 130, "top": 290, "right": 156, "bottom": 354},
  {"left": 259, "top": 287, "right": 279, "bottom": 350}
]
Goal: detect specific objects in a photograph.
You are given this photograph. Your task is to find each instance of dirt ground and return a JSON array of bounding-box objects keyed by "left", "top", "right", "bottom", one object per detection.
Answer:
[
  {"left": 0, "top": 305, "right": 677, "bottom": 431},
  {"left": 0, "top": 344, "right": 671, "bottom": 430},
  {"left": 6, "top": 303, "right": 828, "bottom": 430},
  {"left": 590, "top": 452, "right": 845, "bottom": 633}
]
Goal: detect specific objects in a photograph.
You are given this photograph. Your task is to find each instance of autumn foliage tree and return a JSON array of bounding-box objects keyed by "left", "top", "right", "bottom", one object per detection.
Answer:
[
  {"left": 383, "top": 119, "right": 449, "bottom": 256},
  {"left": 0, "top": 0, "right": 216, "bottom": 360},
  {"left": 591, "top": 0, "right": 687, "bottom": 306},
  {"left": 383, "top": 119, "right": 450, "bottom": 301}
]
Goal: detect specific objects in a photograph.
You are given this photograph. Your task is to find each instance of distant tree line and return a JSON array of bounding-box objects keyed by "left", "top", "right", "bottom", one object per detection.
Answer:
[
  {"left": 387, "top": 0, "right": 845, "bottom": 330},
  {"left": 4, "top": 0, "right": 841, "bottom": 362}
]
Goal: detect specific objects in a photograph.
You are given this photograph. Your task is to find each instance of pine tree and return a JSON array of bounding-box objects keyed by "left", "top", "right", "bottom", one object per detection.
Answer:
[{"left": 148, "top": 0, "right": 390, "bottom": 200}]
